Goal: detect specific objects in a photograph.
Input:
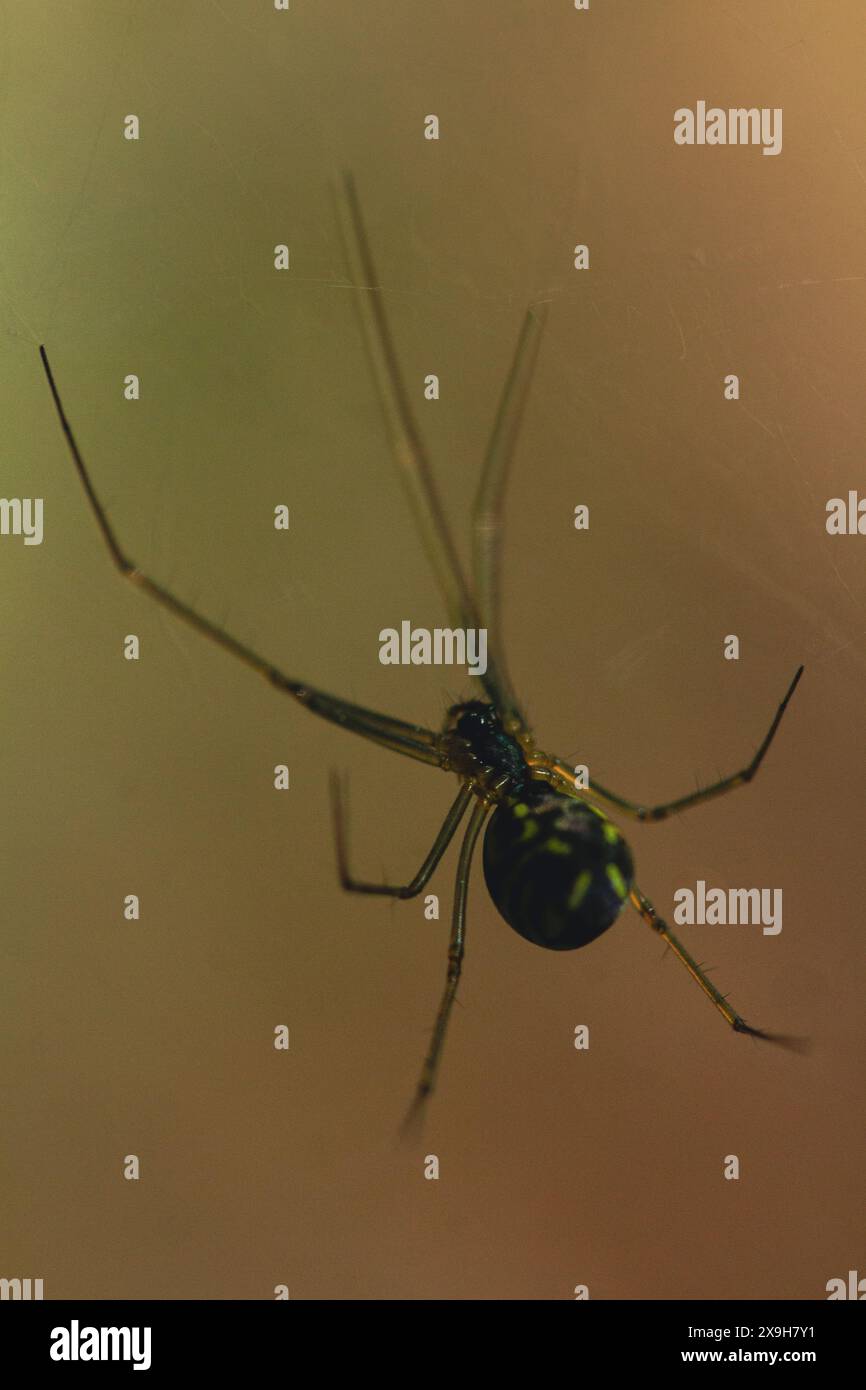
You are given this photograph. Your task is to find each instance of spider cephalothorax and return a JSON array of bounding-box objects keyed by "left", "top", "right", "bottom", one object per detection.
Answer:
[{"left": 443, "top": 699, "right": 531, "bottom": 795}]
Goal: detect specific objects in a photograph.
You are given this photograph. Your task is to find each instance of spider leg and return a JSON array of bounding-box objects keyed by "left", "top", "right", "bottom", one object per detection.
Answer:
[
  {"left": 629, "top": 885, "right": 805, "bottom": 1049},
  {"left": 472, "top": 302, "right": 548, "bottom": 731},
  {"left": 542, "top": 666, "right": 804, "bottom": 821},
  {"left": 330, "top": 775, "right": 472, "bottom": 896},
  {"left": 334, "top": 174, "right": 522, "bottom": 724},
  {"left": 402, "top": 795, "right": 491, "bottom": 1128},
  {"left": 40, "top": 344, "right": 444, "bottom": 769}
]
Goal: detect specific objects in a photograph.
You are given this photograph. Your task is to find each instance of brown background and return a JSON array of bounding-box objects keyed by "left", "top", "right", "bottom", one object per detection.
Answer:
[{"left": 1, "top": 1, "right": 863, "bottom": 1299}]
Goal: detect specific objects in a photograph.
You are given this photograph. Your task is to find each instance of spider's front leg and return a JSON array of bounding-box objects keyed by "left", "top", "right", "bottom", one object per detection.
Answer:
[
  {"left": 39, "top": 345, "right": 444, "bottom": 769},
  {"left": 542, "top": 666, "right": 804, "bottom": 822}
]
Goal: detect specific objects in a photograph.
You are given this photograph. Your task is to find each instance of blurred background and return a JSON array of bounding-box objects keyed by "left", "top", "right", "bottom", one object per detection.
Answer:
[{"left": 0, "top": 0, "right": 863, "bottom": 1299}]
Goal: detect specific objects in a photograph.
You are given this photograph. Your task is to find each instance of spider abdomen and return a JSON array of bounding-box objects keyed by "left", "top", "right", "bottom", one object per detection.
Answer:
[{"left": 482, "top": 790, "right": 635, "bottom": 951}]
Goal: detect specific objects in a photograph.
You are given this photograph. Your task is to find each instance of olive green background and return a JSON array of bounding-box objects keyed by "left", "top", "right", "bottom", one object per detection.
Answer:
[{"left": 1, "top": 1, "right": 863, "bottom": 1299}]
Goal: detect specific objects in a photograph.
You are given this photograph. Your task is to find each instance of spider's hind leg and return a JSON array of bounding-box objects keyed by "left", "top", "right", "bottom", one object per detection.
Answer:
[{"left": 630, "top": 885, "right": 806, "bottom": 1051}]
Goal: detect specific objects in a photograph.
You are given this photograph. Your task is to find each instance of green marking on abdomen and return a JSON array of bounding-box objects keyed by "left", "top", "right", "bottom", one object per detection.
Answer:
[
  {"left": 568, "top": 869, "right": 593, "bottom": 910},
  {"left": 606, "top": 863, "right": 627, "bottom": 899}
]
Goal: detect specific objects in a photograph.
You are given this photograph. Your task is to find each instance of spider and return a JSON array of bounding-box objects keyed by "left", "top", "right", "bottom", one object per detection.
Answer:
[{"left": 39, "top": 175, "right": 804, "bottom": 1120}]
